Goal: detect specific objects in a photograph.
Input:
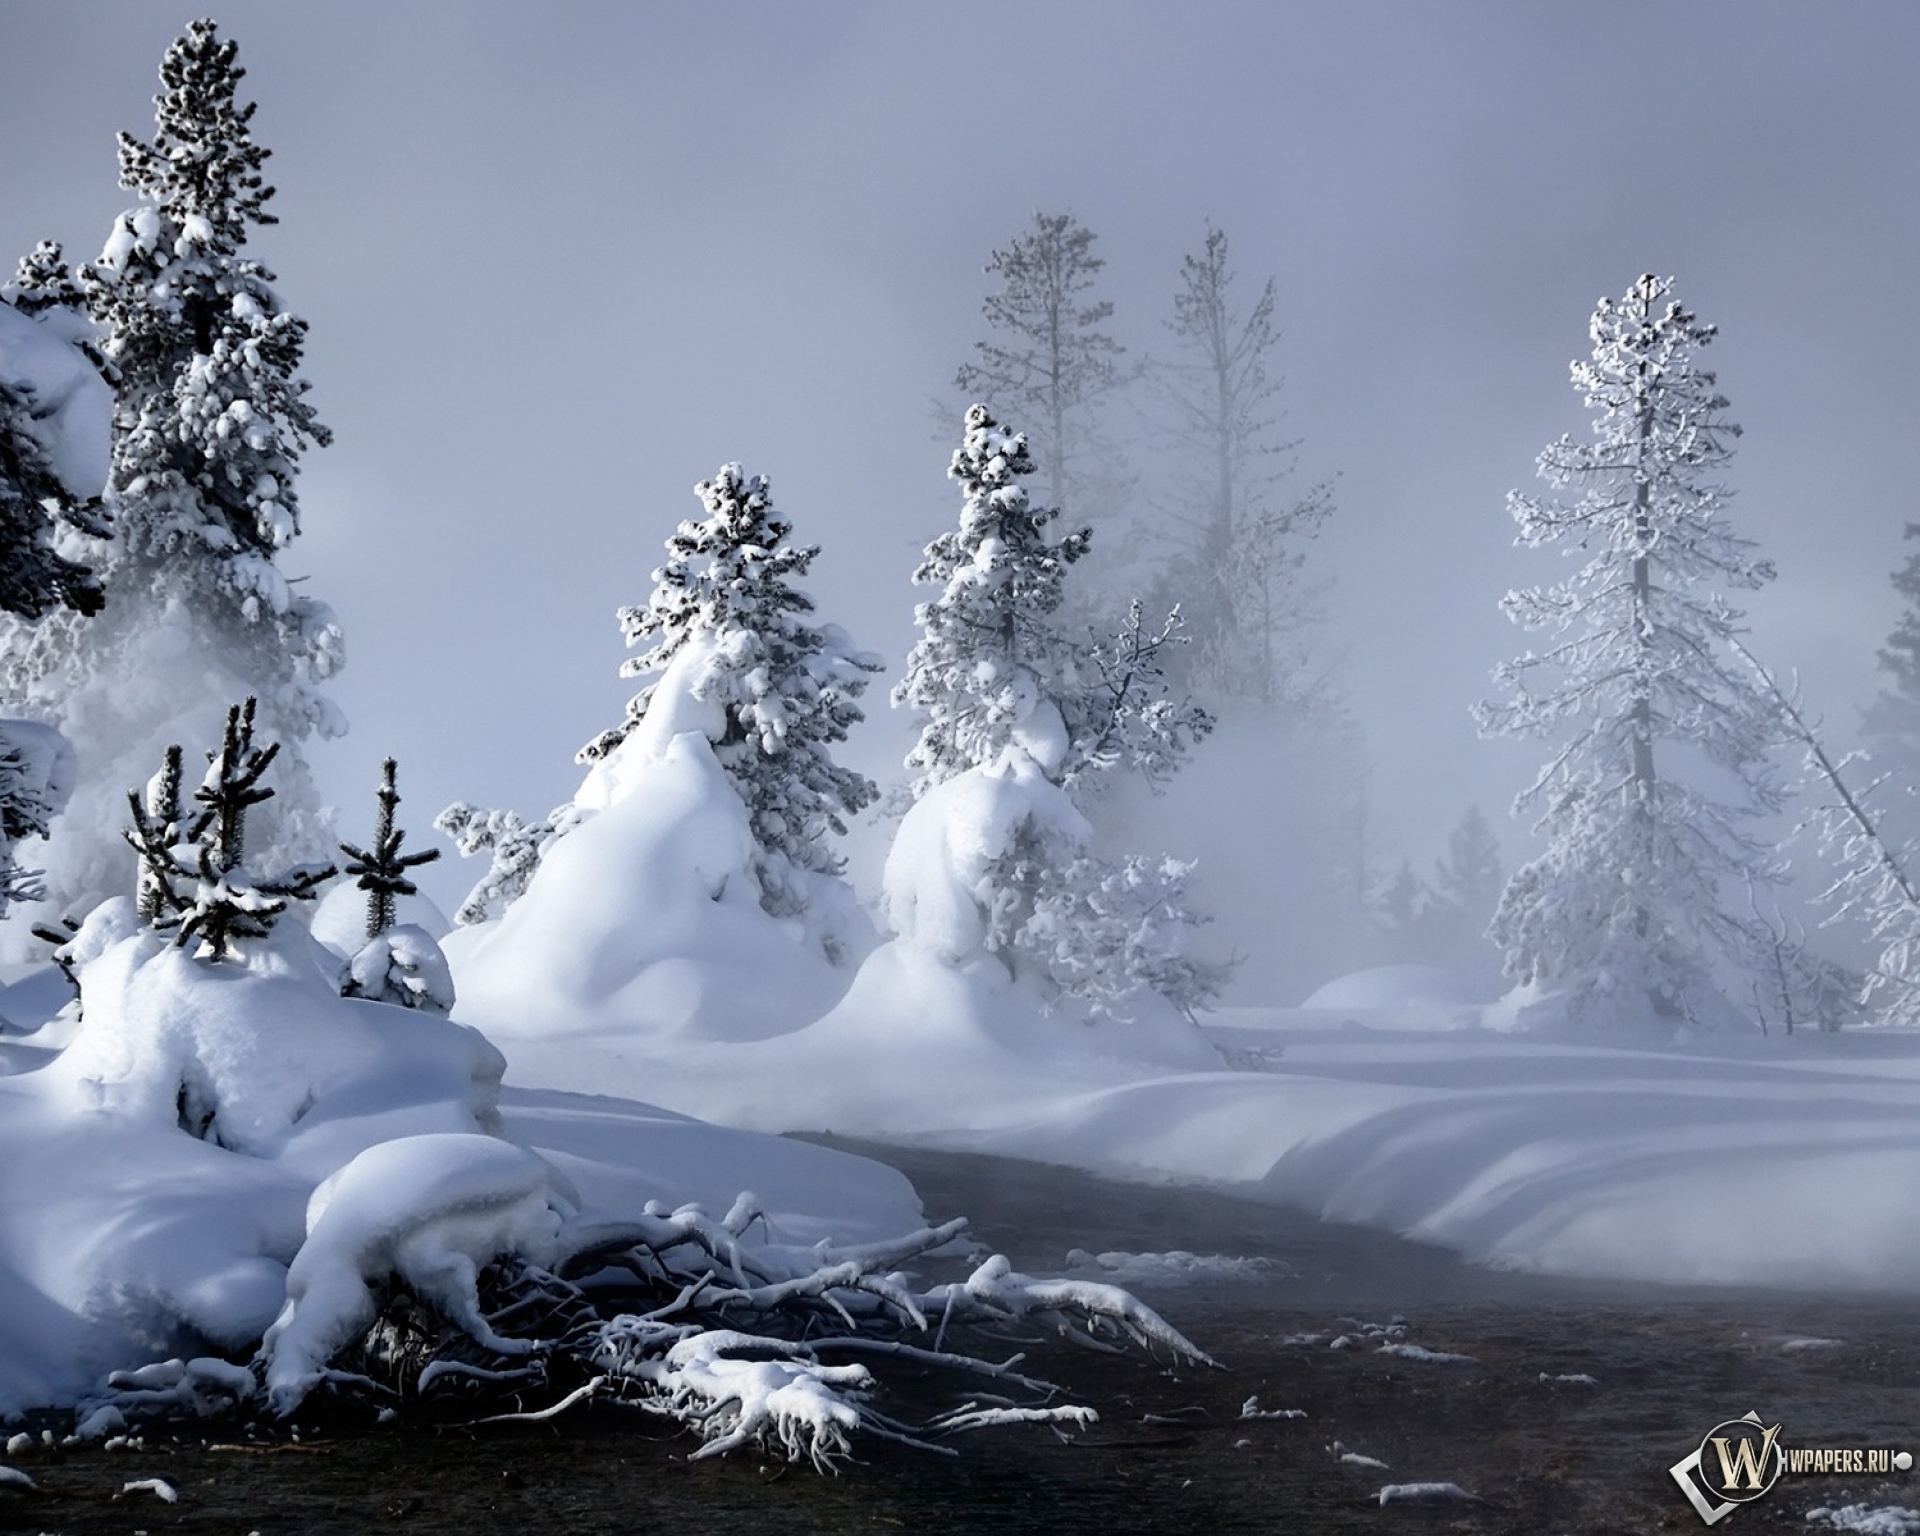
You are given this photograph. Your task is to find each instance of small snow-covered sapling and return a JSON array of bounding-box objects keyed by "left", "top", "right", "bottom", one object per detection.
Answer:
[
  {"left": 164, "top": 699, "right": 335, "bottom": 961},
  {"left": 339, "top": 757, "right": 439, "bottom": 941}
]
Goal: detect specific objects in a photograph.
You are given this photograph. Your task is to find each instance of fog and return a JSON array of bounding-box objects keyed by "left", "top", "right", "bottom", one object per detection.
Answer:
[{"left": 3, "top": 2, "right": 1916, "bottom": 998}]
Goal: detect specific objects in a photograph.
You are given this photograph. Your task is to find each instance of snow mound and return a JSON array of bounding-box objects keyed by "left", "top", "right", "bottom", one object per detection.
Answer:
[
  {"left": 452, "top": 730, "right": 853, "bottom": 1045},
  {"left": 309, "top": 880, "right": 450, "bottom": 951},
  {"left": 1302, "top": 965, "right": 1488, "bottom": 1012},
  {"left": 883, "top": 749, "right": 1087, "bottom": 963},
  {"left": 49, "top": 903, "right": 503, "bottom": 1167}
]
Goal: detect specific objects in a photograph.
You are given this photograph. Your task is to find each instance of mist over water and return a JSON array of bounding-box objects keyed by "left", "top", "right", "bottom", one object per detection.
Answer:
[{"left": 2, "top": 3, "right": 1916, "bottom": 998}]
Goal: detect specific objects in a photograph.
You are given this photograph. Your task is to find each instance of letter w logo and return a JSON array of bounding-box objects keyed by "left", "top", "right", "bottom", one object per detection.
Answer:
[{"left": 1710, "top": 1424, "right": 1781, "bottom": 1492}]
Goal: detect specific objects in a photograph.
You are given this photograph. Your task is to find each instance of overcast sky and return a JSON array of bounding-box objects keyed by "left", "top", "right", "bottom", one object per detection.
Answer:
[{"left": 4, "top": 1, "right": 1918, "bottom": 927}]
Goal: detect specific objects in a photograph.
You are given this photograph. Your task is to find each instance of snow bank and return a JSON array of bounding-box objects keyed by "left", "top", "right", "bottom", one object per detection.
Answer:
[{"left": 503, "top": 974, "right": 1920, "bottom": 1295}]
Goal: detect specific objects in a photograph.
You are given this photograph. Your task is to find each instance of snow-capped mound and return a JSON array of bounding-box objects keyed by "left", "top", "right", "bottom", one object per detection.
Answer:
[
  {"left": 883, "top": 748, "right": 1087, "bottom": 963},
  {"left": 262, "top": 1132, "right": 565, "bottom": 1412}
]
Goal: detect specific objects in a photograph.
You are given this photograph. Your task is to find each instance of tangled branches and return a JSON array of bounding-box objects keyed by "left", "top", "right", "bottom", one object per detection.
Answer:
[{"left": 81, "top": 1194, "right": 1214, "bottom": 1472}]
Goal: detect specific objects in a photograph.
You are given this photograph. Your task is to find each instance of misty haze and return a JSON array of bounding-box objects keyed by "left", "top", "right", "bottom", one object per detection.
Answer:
[{"left": 0, "top": 5, "right": 1916, "bottom": 1532}]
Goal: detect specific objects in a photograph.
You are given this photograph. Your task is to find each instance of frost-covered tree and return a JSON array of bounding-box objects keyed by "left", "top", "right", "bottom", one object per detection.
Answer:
[
  {"left": 954, "top": 212, "right": 1126, "bottom": 527},
  {"left": 0, "top": 724, "right": 74, "bottom": 920},
  {"left": 1859, "top": 523, "right": 1920, "bottom": 858},
  {"left": 0, "top": 261, "right": 112, "bottom": 922},
  {"left": 895, "top": 405, "right": 1090, "bottom": 797},
  {"left": 1150, "top": 225, "right": 1334, "bottom": 708},
  {"left": 1738, "top": 641, "right": 1912, "bottom": 1027},
  {"left": 898, "top": 407, "right": 1209, "bottom": 805},
  {"left": 1865, "top": 524, "right": 1920, "bottom": 756},
  {"left": 434, "top": 803, "right": 575, "bottom": 928},
  {"left": 579, "top": 463, "right": 882, "bottom": 916},
  {"left": 1476, "top": 275, "right": 1785, "bottom": 1029},
  {"left": 893, "top": 406, "right": 1221, "bottom": 1019},
  {"left": 0, "top": 21, "right": 341, "bottom": 935}
]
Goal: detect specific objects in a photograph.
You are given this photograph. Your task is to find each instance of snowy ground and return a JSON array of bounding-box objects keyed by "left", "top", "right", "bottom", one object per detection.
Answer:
[
  {"left": 482, "top": 967, "right": 1920, "bottom": 1297},
  {"left": 0, "top": 936, "right": 922, "bottom": 1421}
]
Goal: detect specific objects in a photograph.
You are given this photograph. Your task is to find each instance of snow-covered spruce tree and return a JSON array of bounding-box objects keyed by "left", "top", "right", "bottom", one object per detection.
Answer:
[
  {"left": 131, "top": 698, "right": 333, "bottom": 962},
  {"left": 1413, "top": 804, "right": 1506, "bottom": 968},
  {"left": 1150, "top": 224, "right": 1334, "bottom": 709},
  {"left": 0, "top": 21, "right": 341, "bottom": 935},
  {"left": 578, "top": 463, "right": 882, "bottom": 918},
  {"left": 893, "top": 405, "right": 1221, "bottom": 1019},
  {"left": 955, "top": 212, "right": 1127, "bottom": 530},
  {"left": 1371, "top": 858, "right": 1434, "bottom": 959},
  {"left": 1476, "top": 275, "right": 1787, "bottom": 1030}
]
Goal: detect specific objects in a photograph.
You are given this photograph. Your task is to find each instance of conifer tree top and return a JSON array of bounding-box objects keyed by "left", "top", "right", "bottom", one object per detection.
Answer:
[{"left": 119, "top": 18, "right": 274, "bottom": 249}]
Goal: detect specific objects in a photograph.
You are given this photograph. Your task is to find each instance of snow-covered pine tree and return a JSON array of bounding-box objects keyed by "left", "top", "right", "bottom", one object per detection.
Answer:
[
  {"left": 8, "top": 242, "right": 88, "bottom": 321},
  {"left": 1408, "top": 803, "right": 1505, "bottom": 966},
  {"left": 1151, "top": 224, "right": 1334, "bottom": 709},
  {"left": 124, "top": 743, "right": 197, "bottom": 924},
  {"left": 339, "top": 758, "right": 439, "bottom": 942},
  {"left": 954, "top": 212, "right": 1127, "bottom": 529},
  {"left": 0, "top": 273, "right": 107, "bottom": 626},
  {"left": 0, "top": 21, "right": 341, "bottom": 936},
  {"left": 579, "top": 464, "right": 882, "bottom": 917},
  {"left": 1476, "top": 275, "right": 1786, "bottom": 1030},
  {"left": 147, "top": 699, "right": 333, "bottom": 961},
  {"left": 893, "top": 405, "right": 1221, "bottom": 1018}
]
